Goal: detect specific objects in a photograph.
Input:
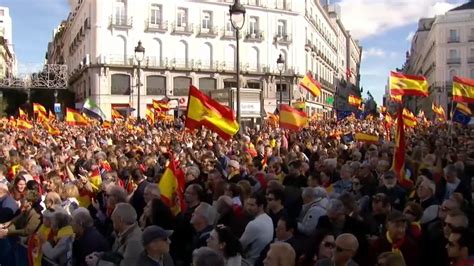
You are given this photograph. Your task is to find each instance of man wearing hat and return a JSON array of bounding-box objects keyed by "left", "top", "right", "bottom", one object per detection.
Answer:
[
  {"left": 376, "top": 171, "right": 407, "bottom": 211},
  {"left": 136, "top": 225, "right": 174, "bottom": 266},
  {"left": 369, "top": 210, "right": 420, "bottom": 266}
]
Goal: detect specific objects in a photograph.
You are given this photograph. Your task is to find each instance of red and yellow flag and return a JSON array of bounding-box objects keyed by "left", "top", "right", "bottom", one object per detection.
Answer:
[
  {"left": 146, "top": 106, "right": 155, "bottom": 125},
  {"left": 392, "top": 108, "right": 413, "bottom": 188},
  {"left": 348, "top": 95, "right": 362, "bottom": 107},
  {"left": 453, "top": 76, "right": 474, "bottom": 103},
  {"left": 279, "top": 104, "right": 308, "bottom": 131},
  {"left": 292, "top": 100, "right": 306, "bottom": 110},
  {"left": 185, "top": 85, "right": 239, "bottom": 140},
  {"left": 45, "top": 122, "right": 60, "bottom": 136},
  {"left": 36, "top": 110, "right": 48, "bottom": 123},
  {"left": 153, "top": 99, "right": 170, "bottom": 112},
  {"left": 16, "top": 118, "right": 33, "bottom": 130},
  {"left": 102, "top": 120, "right": 112, "bottom": 129},
  {"left": 390, "top": 94, "right": 402, "bottom": 103},
  {"left": 158, "top": 155, "right": 186, "bottom": 216},
  {"left": 456, "top": 102, "right": 472, "bottom": 115},
  {"left": 33, "top": 103, "right": 47, "bottom": 116},
  {"left": 389, "top": 71, "right": 428, "bottom": 97},
  {"left": 66, "top": 108, "right": 89, "bottom": 126},
  {"left": 48, "top": 110, "right": 56, "bottom": 122},
  {"left": 299, "top": 72, "right": 321, "bottom": 97},
  {"left": 111, "top": 108, "right": 124, "bottom": 120},
  {"left": 354, "top": 133, "right": 379, "bottom": 143},
  {"left": 432, "top": 103, "right": 446, "bottom": 120},
  {"left": 402, "top": 108, "right": 417, "bottom": 128},
  {"left": 19, "top": 108, "right": 27, "bottom": 119}
]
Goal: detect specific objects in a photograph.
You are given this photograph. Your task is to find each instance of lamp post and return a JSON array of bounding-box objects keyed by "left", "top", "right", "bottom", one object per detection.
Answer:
[
  {"left": 134, "top": 41, "right": 145, "bottom": 119},
  {"left": 229, "top": 0, "right": 246, "bottom": 126},
  {"left": 277, "top": 54, "right": 285, "bottom": 109},
  {"left": 54, "top": 90, "right": 58, "bottom": 103}
]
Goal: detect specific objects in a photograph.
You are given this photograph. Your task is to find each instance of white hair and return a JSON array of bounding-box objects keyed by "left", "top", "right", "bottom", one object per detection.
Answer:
[
  {"left": 112, "top": 203, "right": 137, "bottom": 225},
  {"left": 71, "top": 207, "right": 94, "bottom": 228},
  {"left": 197, "top": 202, "right": 217, "bottom": 226}
]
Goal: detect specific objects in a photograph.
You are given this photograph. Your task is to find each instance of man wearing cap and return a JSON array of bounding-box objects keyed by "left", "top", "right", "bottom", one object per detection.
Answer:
[
  {"left": 370, "top": 210, "right": 420, "bottom": 266},
  {"left": 376, "top": 171, "right": 407, "bottom": 211},
  {"left": 136, "top": 225, "right": 174, "bottom": 266}
]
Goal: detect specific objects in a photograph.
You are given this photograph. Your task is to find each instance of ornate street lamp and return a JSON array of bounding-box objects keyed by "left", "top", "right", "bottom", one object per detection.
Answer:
[
  {"left": 229, "top": 0, "right": 246, "bottom": 126},
  {"left": 134, "top": 41, "right": 145, "bottom": 119},
  {"left": 277, "top": 54, "right": 285, "bottom": 108}
]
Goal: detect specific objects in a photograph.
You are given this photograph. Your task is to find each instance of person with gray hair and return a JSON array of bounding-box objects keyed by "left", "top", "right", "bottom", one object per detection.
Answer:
[
  {"left": 191, "top": 202, "right": 217, "bottom": 251},
  {"left": 193, "top": 247, "right": 225, "bottom": 266},
  {"left": 316, "top": 233, "right": 359, "bottom": 266},
  {"left": 298, "top": 187, "right": 328, "bottom": 236},
  {"left": 436, "top": 164, "right": 471, "bottom": 203},
  {"left": 316, "top": 199, "right": 369, "bottom": 265},
  {"left": 70, "top": 208, "right": 109, "bottom": 266}
]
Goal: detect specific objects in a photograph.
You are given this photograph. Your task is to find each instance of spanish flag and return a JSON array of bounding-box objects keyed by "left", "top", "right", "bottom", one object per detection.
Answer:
[
  {"left": 292, "top": 100, "right": 306, "bottom": 110},
  {"left": 348, "top": 95, "right": 362, "bottom": 107},
  {"left": 432, "top": 103, "right": 446, "bottom": 120},
  {"left": 392, "top": 108, "right": 413, "bottom": 188},
  {"left": 45, "top": 122, "right": 60, "bottom": 136},
  {"left": 279, "top": 104, "right": 308, "bottom": 131},
  {"left": 102, "top": 120, "right": 112, "bottom": 129},
  {"left": 19, "top": 108, "right": 27, "bottom": 119},
  {"left": 299, "top": 72, "right": 321, "bottom": 97},
  {"left": 36, "top": 110, "right": 48, "bottom": 123},
  {"left": 402, "top": 108, "right": 417, "bottom": 128},
  {"left": 389, "top": 71, "right": 428, "bottom": 97},
  {"left": 354, "top": 133, "right": 379, "bottom": 143},
  {"left": 48, "top": 110, "right": 56, "bottom": 122},
  {"left": 146, "top": 106, "right": 155, "bottom": 125},
  {"left": 66, "top": 108, "right": 89, "bottom": 126},
  {"left": 153, "top": 99, "right": 170, "bottom": 112},
  {"left": 16, "top": 118, "right": 33, "bottom": 130},
  {"left": 456, "top": 102, "right": 472, "bottom": 115},
  {"left": 111, "top": 108, "right": 124, "bottom": 121},
  {"left": 33, "top": 103, "right": 47, "bottom": 116},
  {"left": 185, "top": 85, "right": 239, "bottom": 140},
  {"left": 390, "top": 94, "right": 402, "bottom": 103},
  {"left": 452, "top": 76, "right": 474, "bottom": 103},
  {"left": 158, "top": 155, "right": 186, "bottom": 216}
]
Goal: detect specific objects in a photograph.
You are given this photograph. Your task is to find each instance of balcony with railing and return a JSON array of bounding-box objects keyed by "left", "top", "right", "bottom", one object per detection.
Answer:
[
  {"left": 197, "top": 25, "right": 219, "bottom": 38},
  {"left": 447, "top": 36, "right": 460, "bottom": 43},
  {"left": 109, "top": 15, "right": 133, "bottom": 29},
  {"left": 145, "top": 20, "right": 168, "bottom": 33},
  {"left": 145, "top": 56, "right": 166, "bottom": 68},
  {"left": 221, "top": 28, "right": 239, "bottom": 40},
  {"left": 247, "top": 0, "right": 265, "bottom": 7},
  {"left": 275, "top": 0, "right": 291, "bottom": 10},
  {"left": 274, "top": 34, "right": 292, "bottom": 45},
  {"left": 171, "top": 22, "right": 194, "bottom": 35},
  {"left": 244, "top": 30, "right": 264, "bottom": 42},
  {"left": 468, "top": 57, "right": 474, "bottom": 64},
  {"left": 447, "top": 57, "right": 461, "bottom": 64},
  {"left": 103, "top": 54, "right": 134, "bottom": 65}
]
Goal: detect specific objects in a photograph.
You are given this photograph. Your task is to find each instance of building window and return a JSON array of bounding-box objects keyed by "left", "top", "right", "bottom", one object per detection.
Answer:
[
  {"left": 111, "top": 74, "right": 130, "bottom": 95},
  {"left": 277, "top": 20, "right": 286, "bottom": 37},
  {"left": 202, "top": 11, "right": 212, "bottom": 30},
  {"left": 174, "top": 76, "right": 191, "bottom": 96},
  {"left": 177, "top": 8, "right": 187, "bottom": 27},
  {"left": 199, "top": 78, "right": 217, "bottom": 95},
  {"left": 0, "top": 10, "right": 4, "bottom": 16},
  {"left": 115, "top": 0, "right": 126, "bottom": 25},
  {"left": 249, "top": 16, "right": 258, "bottom": 35},
  {"left": 225, "top": 13, "right": 233, "bottom": 32},
  {"left": 449, "top": 49, "right": 458, "bottom": 58},
  {"left": 146, "top": 75, "right": 166, "bottom": 95},
  {"left": 449, "top": 29, "right": 458, "bottom": 42},
  {"left": 150, "top": 4, "right": 162, "bottom": 25}
]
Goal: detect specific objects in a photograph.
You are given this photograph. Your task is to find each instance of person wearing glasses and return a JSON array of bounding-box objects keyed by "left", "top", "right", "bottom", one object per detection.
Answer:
[
  {"left": 315, "top": 233, "right": 359, "bottom": 266},
  {"left": 299, "top": 230, "right": 336, "bottom": 266}
]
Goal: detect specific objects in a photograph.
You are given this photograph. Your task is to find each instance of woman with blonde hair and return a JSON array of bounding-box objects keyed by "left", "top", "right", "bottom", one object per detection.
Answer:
[{"left": 61, "top": 183, "right": 80, "bottom": 215}]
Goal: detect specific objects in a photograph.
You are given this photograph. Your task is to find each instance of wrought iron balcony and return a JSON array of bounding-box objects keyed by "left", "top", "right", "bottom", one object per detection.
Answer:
[
  {"left": 221, "top": 28, "right": 240, "bottom": 40},
  {"left": 244, "top": 30, "right": 264, "bottom": 42},
  {"left": 274, "top": 34, "right": 292, "bottom": 45},
  {"left": 171, "top": 22, "right": 194, "bottom": 35},
  {"left": 109, "top": 15, "right": 133, "bottom": 29},
  {"left": 146, "top": 20, "right": 168, "bottom": 33},
  {"left": 447, "top": 57, "right": 461, "bottom": 64},
  {"left": 447, "top": 36, "right": 460, "bottom": 43},
  {"left": 197, "top": 25, "right": 219, "bottom": 38}
]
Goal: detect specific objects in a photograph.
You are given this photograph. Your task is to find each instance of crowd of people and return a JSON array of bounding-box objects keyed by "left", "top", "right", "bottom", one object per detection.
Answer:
[{"left": 0, "top": 114, "right": 473, "bottom": 266}]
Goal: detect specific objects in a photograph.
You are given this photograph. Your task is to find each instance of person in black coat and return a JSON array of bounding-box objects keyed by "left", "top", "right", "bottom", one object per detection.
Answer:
[
  {"left": 435, "top": 164, "right": 471, "bottom": 204},
  {"left": 316, "top": 199, "right": 369, "bottom": 266},
  {"left": 129, "top": 168, "right": 149, "bottom": 220},
  {"left": 71, "top": 207, "right": 110, "bottom": 266},
  {"left": 376, "top": 171, "right": 407, "bottom": 211}
]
